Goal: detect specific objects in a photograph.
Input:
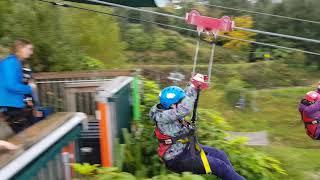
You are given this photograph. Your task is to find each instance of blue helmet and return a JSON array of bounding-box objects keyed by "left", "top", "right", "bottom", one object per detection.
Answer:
[{"left": 159, "top": 86, "right": 186, "bottom": 109}]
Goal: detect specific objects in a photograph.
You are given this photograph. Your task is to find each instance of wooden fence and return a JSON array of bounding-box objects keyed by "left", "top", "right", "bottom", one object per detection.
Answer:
[{"left": 34, "top": 70, "right": 135, "bottom": 115}]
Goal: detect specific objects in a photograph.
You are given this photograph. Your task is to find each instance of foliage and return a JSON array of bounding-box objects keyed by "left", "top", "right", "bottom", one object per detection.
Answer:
[
  {"left": 0, "top": 0, "right": 125, "bottom": 71},
  {"left": 223, "top": 16, "right": 256, "bottom": 51},
  {"left": 196, "top": 110, "right": 287, "bottom": 179},
  {"left": 253, "top": 0, "right": 320, "bottom": 67},
  {"left": 96, "top": 167, "right": 136, "bottom": 180},
  {"left": 239, "top": 62, "right": 307, "bottom": 88},
  {"left": 72, "top": 166, "right": 136, "bottom": 180},
  {"left": 60, "top": 5, "right": 126, "bottom": 67},
  {"left": 124, "top": 25, "right": 152, "bottom": 52},
  {"left": 71, "top": 165, "right": 206, "bottom": 180},
  {"left": 81, "top": 56, "right": 107, "bottom": 70},
  {"left": 224, "top": 79, "right": 248, "bottom": 105},
  {"left": 282, "top": 52, "right": 307, "bottom": 68},
  {"left": 71, "top": 163, "right": 99, "bottom": 176}
]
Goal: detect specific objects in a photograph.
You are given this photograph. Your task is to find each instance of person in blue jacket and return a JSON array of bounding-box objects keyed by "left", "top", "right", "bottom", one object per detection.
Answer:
[{"left": 0, "top": 39, "right": 38, "bottom": 133}]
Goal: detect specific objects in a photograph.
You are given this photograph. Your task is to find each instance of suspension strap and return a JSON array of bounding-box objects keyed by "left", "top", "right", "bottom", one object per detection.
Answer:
[
  {"left": 196, "top": 144, "right": 212, "bottom": 174},
  {"left": 207, "top": 43, "right": 216, "bottom": 83},
  {"left": 191, "top": 89, "right": 200, "bottom": 124},
  {"left": 192, "top": 32, "right": 201, "bottom": 74}
]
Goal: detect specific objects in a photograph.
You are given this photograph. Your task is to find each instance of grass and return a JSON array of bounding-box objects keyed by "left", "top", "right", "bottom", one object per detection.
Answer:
[
  {"left": 258, "top": 146, "right": 320, "bottom": 180},
  {"left": 199, "top": 86, "right": 320, "bottom": 179}
]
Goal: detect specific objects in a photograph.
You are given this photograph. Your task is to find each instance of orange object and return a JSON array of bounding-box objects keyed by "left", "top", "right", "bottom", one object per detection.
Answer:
[
  {"left": 62, "top": 142, "right": 76, "bottom": 177},
  {"left": 97, "top": 102, "right": 112, "bottom": 167}
]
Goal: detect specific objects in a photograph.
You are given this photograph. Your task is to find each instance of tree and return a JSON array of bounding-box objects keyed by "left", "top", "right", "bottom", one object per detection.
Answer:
[
  {"left": 0, "top": 0, "right": 126, "bottom": 71},
  {"left": 60, "top": 4, "right": 126, "bottom": 68},
  {"left": 223, "top": 16, "right": 256, "bottom": 51},
  {"left": 124, "top": 24, "right": 152, "bottom": 51},
  {"left": 253, "top": 0, "right": 320, "bottom": 66}
]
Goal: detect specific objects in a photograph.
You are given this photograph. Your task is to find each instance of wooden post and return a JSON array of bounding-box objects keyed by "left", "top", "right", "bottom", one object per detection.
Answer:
[{"left": 97, "top": 102, "right": 112, "bottom": 167}]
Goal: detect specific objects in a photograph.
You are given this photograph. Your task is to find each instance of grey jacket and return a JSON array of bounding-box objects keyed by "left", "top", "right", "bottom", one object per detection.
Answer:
[{"left": 149, "top": 85, "right": 197, "bottom": 160}]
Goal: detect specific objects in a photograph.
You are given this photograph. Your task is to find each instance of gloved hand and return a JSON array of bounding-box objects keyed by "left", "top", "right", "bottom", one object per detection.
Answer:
[{"left": 190, "top": 73, "right": 209, "bottom": 90}]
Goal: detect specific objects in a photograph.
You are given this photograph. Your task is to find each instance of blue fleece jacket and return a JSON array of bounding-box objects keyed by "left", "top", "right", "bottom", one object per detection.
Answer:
[{"left": 0, "top": 54, "right": 32, "bottom": 108}]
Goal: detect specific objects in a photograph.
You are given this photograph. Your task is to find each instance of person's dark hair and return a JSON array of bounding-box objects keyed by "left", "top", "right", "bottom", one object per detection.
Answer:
[{"left": 10, "top": 39, "right": 32, "bottom": 54}]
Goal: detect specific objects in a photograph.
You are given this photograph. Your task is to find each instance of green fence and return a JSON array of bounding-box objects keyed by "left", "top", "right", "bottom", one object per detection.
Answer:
[{"left": 0, "top": 113, "right": 86, "bottom": 180}]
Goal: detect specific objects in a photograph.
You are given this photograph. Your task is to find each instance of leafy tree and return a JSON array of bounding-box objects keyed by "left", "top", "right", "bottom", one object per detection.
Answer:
[
  {"left": 0, "top": 0, "right": 125, "bottom": 71},
  {"left": 60, "top": 5, "right": 126, "bottom": 67},
  {"left": 124, "top": 25, "right": 152, "bottom": 51},
  {"left": 253, "top": 0, "right": 320, "bottom": 67},
  {"left": 223, "top": 16, "right": 256, "bottom": 51}
]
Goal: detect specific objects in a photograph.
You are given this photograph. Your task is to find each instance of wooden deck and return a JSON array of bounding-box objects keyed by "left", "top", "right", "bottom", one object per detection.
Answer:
[
  {"left": 0, "top": 113, "right": 13, "bottom": 140},
  {"left": 0, "top": 112, "right": 77, "bottom": 169}
]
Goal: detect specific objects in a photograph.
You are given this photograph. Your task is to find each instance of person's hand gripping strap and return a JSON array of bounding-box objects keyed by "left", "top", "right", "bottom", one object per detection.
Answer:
[{"left": 190, "top": 73, "right": 209, "bottom": 90}]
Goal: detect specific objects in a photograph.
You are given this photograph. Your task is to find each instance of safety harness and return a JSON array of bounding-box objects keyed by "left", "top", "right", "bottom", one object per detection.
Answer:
[
  {"left": 154, "top": 126, "right": 192, "bottom": 158},
  {"left": 154, "top": 124, "right": 212, "bottom": 174},
  {"left": 300, "top": 100, "right": 320, "bottom": 139},
  {"left": 154, "top": 87, "right": 212, "bottom": 174},
  {"left": 300, "top": 111, "right": 320, "bottom": 139}
]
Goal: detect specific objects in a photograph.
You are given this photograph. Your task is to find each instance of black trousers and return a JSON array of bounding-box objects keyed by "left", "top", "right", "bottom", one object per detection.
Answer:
[{"left": 2, "top": 107, "right": 34, "bottom": 133}]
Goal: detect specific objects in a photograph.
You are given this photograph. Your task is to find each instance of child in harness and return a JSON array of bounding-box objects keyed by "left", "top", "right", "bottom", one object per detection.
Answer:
[
  {"left": 22, "top": 66, "right": 40, "bottom": 109},
  {"left": 149, "top": 73, "right": 245, "bottom": 180},
  {"left": 299, "top": 91, "right": 320, "bottom": 139}
]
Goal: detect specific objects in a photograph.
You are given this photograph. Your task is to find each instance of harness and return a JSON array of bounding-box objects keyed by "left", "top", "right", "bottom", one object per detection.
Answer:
[
  {"left": 154, "top": 124, "right": 212, "bottom": 174},
  {"left": 300, "top": 100, "right": 320, "bottom": 139},
  {"left": 301, "top": 111, "right": 320, "bottom": 139},
  {"left": 154, "top": 88, "right": 212, "bottom": 174},
  {"left": 154, "top": 126, "right": 193, "bottom": 158}
]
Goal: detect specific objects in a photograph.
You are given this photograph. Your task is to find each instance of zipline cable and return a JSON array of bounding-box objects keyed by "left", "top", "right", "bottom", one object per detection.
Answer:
[
  {"left": 80, "top": 0, "right": 185, "bottom": 20},
  {"left": 38, "top": 0, "right": 320, "bottom": 56},
  {"left": 234, "top": 27, "right": 320, "bottom": 44},
  {"left": 208, "top": 43, "right": 216, "bottom": 83},
  {"left": 195, "top": 2, "right": 320, "bottom": 25},
  {"left": 82, "top": 0, "right": 320, "bottom": 44},
  {"left": 192, "top": 32, "right": 201, "bottom": 74}
]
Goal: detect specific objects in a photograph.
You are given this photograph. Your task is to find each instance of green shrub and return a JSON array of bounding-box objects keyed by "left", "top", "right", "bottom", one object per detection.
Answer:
[
  {"left": 240, "top": 62, "right": 300, "bottom": 88},
  {"left": 72, "top": 165, "right": 206, "bottom": 180},
  {"left": 124, "top": 25, "right": 152, "bottom": 51},
  {"left": 151, "top": 33, "right": 168, "bottom": 51},
  {"left": 196, "top": 110, "right": 287, "bottom": 179},
  {"left": 224, "top": 79, "right": 247, "bottom": 106}
]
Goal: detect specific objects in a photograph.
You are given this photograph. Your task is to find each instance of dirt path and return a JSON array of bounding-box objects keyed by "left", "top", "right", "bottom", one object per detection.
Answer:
[{"left": 226, "top": 131, "right": 269, "bottom": 146}]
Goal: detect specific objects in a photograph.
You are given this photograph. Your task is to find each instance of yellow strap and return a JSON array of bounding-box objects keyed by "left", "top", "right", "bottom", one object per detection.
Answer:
[
  {"left": 196, "top": 144, "right": 212, "bottom": 174},
  {"left": 177, "top": 138, "right": 190, "bottom": 144},
  {"left": 176, "top": 139, "right": 211, "bottom": 174}
]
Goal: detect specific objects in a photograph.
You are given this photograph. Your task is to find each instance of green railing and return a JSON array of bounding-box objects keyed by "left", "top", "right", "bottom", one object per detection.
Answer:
[{"left": 0, "top": 112, "right": 87, "bottom": 180}]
